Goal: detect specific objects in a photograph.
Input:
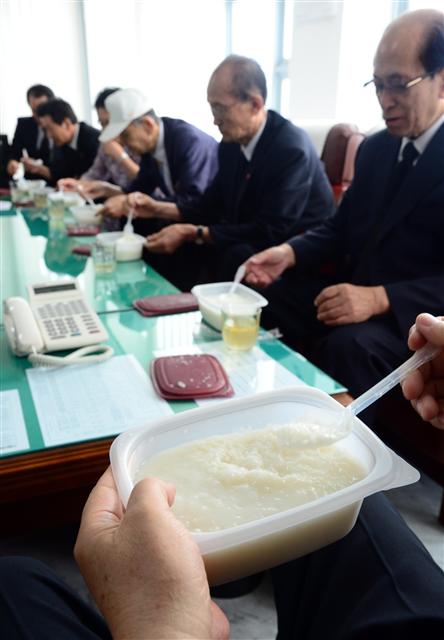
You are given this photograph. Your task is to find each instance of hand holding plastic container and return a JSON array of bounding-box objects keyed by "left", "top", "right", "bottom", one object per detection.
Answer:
[{"left": 110, "top": 387, "right": 419, "bottom": 586}]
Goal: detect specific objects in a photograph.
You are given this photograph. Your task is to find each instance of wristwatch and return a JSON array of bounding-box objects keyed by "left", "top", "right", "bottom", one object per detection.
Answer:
[{"left": 195, "top": 225, "right": 205, "bottom": 245}]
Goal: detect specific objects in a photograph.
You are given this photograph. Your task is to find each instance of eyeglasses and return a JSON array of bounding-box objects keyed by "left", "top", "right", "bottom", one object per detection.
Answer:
[
  {"left": 209, "top": 101, "right": 240, "bottom": 118},
  {"left": 363, "top": 73, "right": 434, "bottom": 96}
]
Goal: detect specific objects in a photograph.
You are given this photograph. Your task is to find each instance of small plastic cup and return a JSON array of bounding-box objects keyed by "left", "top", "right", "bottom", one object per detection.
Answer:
[
  {"left": 33, "top": 186, "right": 55, "bottom": 209},
  {"left": 9, "top": 180, "right": 30, "bottom": 204},
  {"left": 222, "top": 301, "right": 261, "bottom": 351},
  {"left": 92, "top": 241, "right": 116, "bottom": 275},
  {"left": 48, "top": 192, "right": 66, "bottom": 220}
]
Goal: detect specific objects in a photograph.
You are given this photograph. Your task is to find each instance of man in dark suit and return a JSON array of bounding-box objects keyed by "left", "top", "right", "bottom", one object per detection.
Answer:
[
  {"left": 7, "top": 84, "right": 54, "bottom": 180},
  {"left": 33, "top": 99, "right": 100, "bottom": 185},
  {"left": 97, "top": 88, "right": 218, "bottom": 221},
  {"left": 244, "top": 8, "right": 444, "bottom": 424},
  {"left": 135, "top": 55, "right": 334, "bottom": 285}
]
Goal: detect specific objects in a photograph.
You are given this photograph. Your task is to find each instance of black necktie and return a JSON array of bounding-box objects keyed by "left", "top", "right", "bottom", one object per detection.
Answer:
[
  {"left": 384, "top": 141, "right": 419, "bottom": 206},
  {"left": 352, "top": 141, "right": 419, "bottom": 283}
]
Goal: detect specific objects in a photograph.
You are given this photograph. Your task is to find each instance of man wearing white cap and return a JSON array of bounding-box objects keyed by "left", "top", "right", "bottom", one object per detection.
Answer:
[{"left": 97, "top": 88, "right": 218, "bottom": 236}]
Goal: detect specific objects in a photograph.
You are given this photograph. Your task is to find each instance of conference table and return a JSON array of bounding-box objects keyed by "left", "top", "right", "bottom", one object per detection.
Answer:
[{"left": 0, "top": 203, "right": 348, "bottom": 534}]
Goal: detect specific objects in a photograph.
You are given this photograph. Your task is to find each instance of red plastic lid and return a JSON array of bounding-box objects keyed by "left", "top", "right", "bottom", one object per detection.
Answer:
[{"left": 150, "top": 354, "right": 233, "bottom": 400}]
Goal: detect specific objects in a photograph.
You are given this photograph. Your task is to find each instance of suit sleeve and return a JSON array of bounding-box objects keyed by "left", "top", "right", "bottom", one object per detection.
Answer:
[
  {"left": 165, "top": 134, "right": 218, "bottom": 217},
  {"left": 385, "top": 278, "right": 444, "bottom": 337},
  {"left": 9, "top": 121, "right": 25, "bottom": 161},
  {"left": 209, "top": 146, "right": 332, "bottom": 249}
]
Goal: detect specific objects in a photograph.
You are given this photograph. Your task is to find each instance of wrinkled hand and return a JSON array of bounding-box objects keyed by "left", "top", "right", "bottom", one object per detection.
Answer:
[
  {"left": 314, "top": 283, "right": 389, "bottom": 326},
  {"left": 22, "top": 156, "right": 44, "bottom": 174},
  {"left": 401, "top": 314, "right": 444, "bottom": 429},
  {"left": 127, "top": 191, "right": 158, "bottom": 218},
  {"left": 145, "top": 224, "right": 195, "bottom": 254},
  {"left": 75, "top": 468, "right": 229, "bottom": 640},
  {"left": 58, "top": 178, "right": 79, "bottom": 192},
  {"left": 102, "top": 140, "right": 125, "bottom": 160},
  {"left": 98, "top": 194, "right": 129, "bottom": 217},
  {"left": 7, "top": 159, "right": 19, "bottom": 176},
  {"left": 81, "top": 180, "right": 122, "bottom": 200},
  {"left": 244, "top": 243, "right": 296, "bottom": 288}
]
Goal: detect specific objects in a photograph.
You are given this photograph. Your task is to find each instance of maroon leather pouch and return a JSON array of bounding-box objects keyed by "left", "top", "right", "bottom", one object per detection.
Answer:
[
  {"left": 67, "top": 224, "right": 100, "bottom": 236},
  {"left": 150, "top": 354, "right": 233, "bottom": 400},
  {"left": 134, "top": 293, "right": 198, "bottom": 317}
]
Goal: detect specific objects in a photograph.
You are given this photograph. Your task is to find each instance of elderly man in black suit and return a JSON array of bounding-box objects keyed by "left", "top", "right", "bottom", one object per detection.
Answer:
[
  {"left": 129, "top": 55, "right": 334, "bottom": 287},
  {"left": 7, "top": 84, "right": 54, "bottom": 179},
  {"left": 244, "top": 9, "right": 444, "bottom": 426},
  {"left": 32, "top": 99, "right": 100, "bottom": 185}
]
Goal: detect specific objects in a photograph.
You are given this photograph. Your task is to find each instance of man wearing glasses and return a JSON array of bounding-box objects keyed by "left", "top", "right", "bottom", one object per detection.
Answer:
[
  {"left": 244, "top": 9, "right": 444, "bottom": 426},
  {"left": 131, "top": 55, "right": 334, "bottom": 289}
]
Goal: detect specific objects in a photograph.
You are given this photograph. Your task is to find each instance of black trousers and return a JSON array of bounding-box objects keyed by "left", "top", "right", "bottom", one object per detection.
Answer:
[
  {"left": 1, "top": 495, "right": 443, "bottom": 640},
  {"left": 262, "top": 275, "right": 410, "bottom": 426}
]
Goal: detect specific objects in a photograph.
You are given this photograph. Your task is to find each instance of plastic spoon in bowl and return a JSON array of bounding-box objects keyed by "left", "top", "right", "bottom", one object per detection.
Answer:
[
  {"left": 123, "top": 209, "right": 134, "bottom": 235},
  {"left": 298, "top": 342, "right": 442, "bottom": 448},
  {"left": 228, "top": 264, "right": 246, "bottom": 296},
  {"left": 77, "top": 184, "right": 96, "bottom": 208}
]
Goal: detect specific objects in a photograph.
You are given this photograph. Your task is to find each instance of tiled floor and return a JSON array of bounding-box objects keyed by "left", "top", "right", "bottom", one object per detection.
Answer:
[{"left": 0, "top": 473, "right": 442, "bottom": 640}]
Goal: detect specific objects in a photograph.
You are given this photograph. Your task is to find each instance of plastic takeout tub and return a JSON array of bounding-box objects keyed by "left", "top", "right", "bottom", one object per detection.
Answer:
[
  {"left": 110, "top": 387, "right": 419, "bottom": 585},
  {"left": 191, "top": 281, "right": 268, "bottom": 330},
  {"left": 97, "top": 231, "right": 145, "bottom": 261}
]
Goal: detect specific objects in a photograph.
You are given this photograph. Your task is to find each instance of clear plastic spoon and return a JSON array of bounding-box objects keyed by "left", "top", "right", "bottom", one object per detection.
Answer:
[
  {"left": 77, "top": 184, "right": 96, "bottom": 208},
  {"left": 123, "top": 209, "right": 134, "bottom": 235},
  {"left": 294, "top": 343, "right": 442, "bottom": 448},
  {"left": 228, "top": 264, "right": 246, "bottom": 296}
]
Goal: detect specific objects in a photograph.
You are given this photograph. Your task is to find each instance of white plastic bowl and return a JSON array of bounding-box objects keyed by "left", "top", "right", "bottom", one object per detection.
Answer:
[
  {"left": 191, "top": 282, "right": 269, "bottom": 330},
  {"left": 110, "top": 387, "right": 418, "bottom": 586},
  {"left": 70, "top": 204, "right": 101, "bottom": 225},
  {"left": 97, "top": 231, "right": 145, "bottom": 261}
]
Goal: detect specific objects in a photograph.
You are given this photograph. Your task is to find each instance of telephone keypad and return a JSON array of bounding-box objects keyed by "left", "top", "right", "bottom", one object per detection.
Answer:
[{"left": 36, "top": 300, "right": 101, "bottom": 341}]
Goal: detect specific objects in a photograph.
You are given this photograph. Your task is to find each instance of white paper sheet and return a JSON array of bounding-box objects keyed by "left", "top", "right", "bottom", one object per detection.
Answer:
[
  {"left": 0, "top": 389, "right": 30, "bottom": 455},
  {"left": 26, "top": 355, "right": 173, "bottom": 447},
  {"left": 195, "top": 342, "right": 306, "bottom": 405}
]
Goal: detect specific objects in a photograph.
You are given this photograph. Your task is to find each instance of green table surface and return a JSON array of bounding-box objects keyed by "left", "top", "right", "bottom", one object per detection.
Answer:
[
  {"left": 1, "top": 203, "right": 346, "bottom": 460},
  {"left": 0, "top": 207, "right": 178, "bottom": 320}
]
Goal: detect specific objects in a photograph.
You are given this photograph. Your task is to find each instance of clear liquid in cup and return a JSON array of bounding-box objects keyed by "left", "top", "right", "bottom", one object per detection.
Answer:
[{"left": 222, "top": 301, "right": 261, "bottom": 350}]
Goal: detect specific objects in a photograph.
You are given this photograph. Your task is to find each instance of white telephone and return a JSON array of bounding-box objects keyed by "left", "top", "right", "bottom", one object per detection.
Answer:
[{"left": 4, "top": 280, "right": 113, "bottom": 366}]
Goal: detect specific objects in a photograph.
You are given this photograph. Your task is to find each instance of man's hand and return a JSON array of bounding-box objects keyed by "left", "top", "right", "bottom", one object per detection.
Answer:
[
  {"left": 401, "top": 314, "right": 444, "bottom": 429},
  {"left": 82, "top": 180, "right": 123, "bottom": 200},
  {"left": 314, "top": 283, "right": 390, "bottom": 325},
  {"left": 6, "top": 159, "right": 19, "bottom": 176},
  {"left": 75, "top": 468, "right": 229, "bottom": 640},
  {"left": 244, "top": 243, "right": 296, "bottom": 288},
  {"left": 145, "top": 224, "right": 196, "bottom": 254},
  {"left": 127, "top": 191, "right": 158, "bottom": 218},
  {"left": 98, "top": 194, "right": 129, "bottom": 217},
  {"left": 102, "top": 140, "right": 125, "bottom": 160},
  {"left": 58, "top": 177, "right": 79, "bottom": 192}
]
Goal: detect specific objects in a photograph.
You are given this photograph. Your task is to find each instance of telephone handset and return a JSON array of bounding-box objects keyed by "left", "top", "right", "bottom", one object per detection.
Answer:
[{"left": 4, "top": 280, "right": 113, "bottom": 366}]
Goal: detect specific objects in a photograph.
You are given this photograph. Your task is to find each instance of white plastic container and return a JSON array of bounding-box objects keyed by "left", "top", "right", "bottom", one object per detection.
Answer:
[
  {"left": 191, "top": 282, "right": 269, "bottom": 330},
  {"left": 96, "top": 231, "right": 145, "bottom": 261},
  {"left": 70, "top": 204, "right": 101, "bottom": 225},
  {"left": 110, "top": 387, "right": 419, "bottom": 585}
]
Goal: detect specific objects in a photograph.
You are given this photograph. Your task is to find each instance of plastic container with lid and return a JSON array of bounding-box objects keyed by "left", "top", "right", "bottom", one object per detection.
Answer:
[
  {"left": 96, "top": 231, "right": 145, "bottom": 261},
  {"left": 191, "top": 282, "right": 268, "bottom": 331},
  {"left": 110, "top": 386, "right": 419, "bottom": 585}
]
